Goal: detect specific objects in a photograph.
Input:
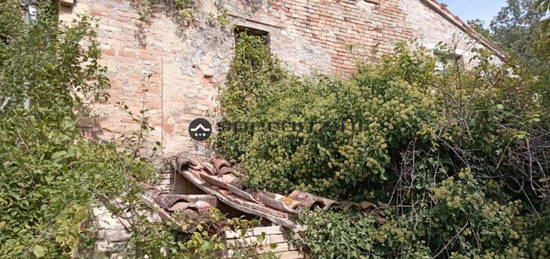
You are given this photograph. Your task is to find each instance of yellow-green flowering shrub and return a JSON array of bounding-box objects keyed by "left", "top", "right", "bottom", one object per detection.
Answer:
[
  {"left": 219, "top": 34, "right": 548, "bottom": 200},
  {"left": 218, "top": 36, "right": 440, "bottom": 199},
  {"left": 218, "top": 34, "right": 550, "bottom": 257},
  {"left": 291, "top": 168, "right": 549, "bottom": 258}
]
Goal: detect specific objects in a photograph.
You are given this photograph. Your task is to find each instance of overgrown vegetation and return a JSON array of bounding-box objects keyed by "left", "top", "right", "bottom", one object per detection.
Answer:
[
  {"left": 0, "top": 1, "right": 265, "bottom": 258},
  {"left": 471, "top": 0, "right": 550, "bottom": 92},
  {"left": 131, "top": 0, "right": 231, "bottom": 26},
  {"left": 217, "top": 27, "right": 550, "bottom": 257},
  {"left": 2, "top": 0, "right": 549, "bottom": 257}
]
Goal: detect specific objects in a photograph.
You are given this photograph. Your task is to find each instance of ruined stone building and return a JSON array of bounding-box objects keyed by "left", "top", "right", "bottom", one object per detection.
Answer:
[
  {"left": 58, "top": 0, "right": 503, "bottom": 159},
  {"left": 54, "top": 1, "right": 508, "bottom": 257}
]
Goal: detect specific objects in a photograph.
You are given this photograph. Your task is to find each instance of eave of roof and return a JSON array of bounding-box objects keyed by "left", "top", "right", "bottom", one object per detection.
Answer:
[{"left": 420, "top": 0, "right": 507, "bottom": 61}]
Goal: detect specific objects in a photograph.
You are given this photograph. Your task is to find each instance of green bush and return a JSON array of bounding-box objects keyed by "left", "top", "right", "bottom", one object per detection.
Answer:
[
  {"left": 0, "top": 2, "right": 130, "bottom": 256},
  {"left": 218, "top": 37, "right": 441, "bottom": 199},
  {"left": 0, "top": 2, "right": 268, "bottom": 258},
  {"left": 218, "top": 34, "right": 550, "bottom": 257},
  {"left": 292, "top": 169, "right": 550, "bottom": 258},
  {"left": 218, "top": 34, "right": 548, "bottom": 199}
]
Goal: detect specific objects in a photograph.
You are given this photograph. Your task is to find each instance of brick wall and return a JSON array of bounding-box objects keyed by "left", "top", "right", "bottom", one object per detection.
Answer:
[
  {"left": 268, "top": 0, "right": 413, "bottom": 75},
  {"left": 59, "top": 0, "right": 500, "bottom": 161},
  {"left": 402, "top": 0, "right": 490, "bottom": 63},
  {"left": 60, "top": 2, "right": 500, "bottom": 255},
  {"left": 60, "top": 0, "right": 230, "bottom": 160}
]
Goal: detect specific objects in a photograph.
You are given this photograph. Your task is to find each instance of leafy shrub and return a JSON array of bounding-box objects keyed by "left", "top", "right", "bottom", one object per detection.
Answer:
[
  {"left": 290, "top": 209, "right": 431, "bottom": 258},
  {"left": 291, "top": 169, "right": 550, "bottom": 258},
  {"left": 218, "top": 34, "right": 550, "bottom": 257},
  {"left": 218, "top": 36, "right": 441, "bottom": 199},
  {"left": 218, "top": 33, "right": 549, "bottom": 199},
  {"left": 126, "top": 208, "right": 274, "bottom": 259},
  {"left": 0, "top": 2, "right": 128, "bottom": 256},
  {"left": 0, "top": 2, "right": 269, "bottom": 258}
]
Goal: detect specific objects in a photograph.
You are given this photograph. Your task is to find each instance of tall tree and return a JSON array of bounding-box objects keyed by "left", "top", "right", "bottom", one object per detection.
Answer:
[
  {"left": 536, "top": 0, "right": 550, "bottom": 30},
  {"left": 490, "top": 0, "right": 548, "bottom": 72},
  {"left": 468, "top": 19, "right": 494, "bottom": 40}
]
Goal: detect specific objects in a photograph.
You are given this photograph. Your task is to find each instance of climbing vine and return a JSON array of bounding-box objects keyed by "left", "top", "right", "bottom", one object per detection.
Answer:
[{"left": 131, "top": 0, "right": 231, "bottom": 26}]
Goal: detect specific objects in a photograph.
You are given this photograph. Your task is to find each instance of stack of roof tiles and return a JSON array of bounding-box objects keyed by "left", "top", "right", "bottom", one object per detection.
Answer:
[{"left": 148, "top": 156, "right": 386, "bottom": 229}]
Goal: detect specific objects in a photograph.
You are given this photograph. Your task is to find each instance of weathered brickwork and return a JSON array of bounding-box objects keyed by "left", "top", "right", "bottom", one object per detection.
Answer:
[
  {"left": 60, "top": 0, "right": 231, "bottom": 159},
  {"left": 270, "top": 0, "right": 413, "bottom": 74},
  {"left": 60, "top": 2, "right": 502, "bottom": 256},
  {"left": 60, "top": 0, "right": 502, "bottom": 160},
  {"left": 402, "top": 0, "right": 498, "bottom": 63}
]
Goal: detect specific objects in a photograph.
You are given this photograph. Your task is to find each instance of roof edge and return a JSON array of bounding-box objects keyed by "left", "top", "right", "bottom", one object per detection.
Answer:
[{"left": 419, "top": 0, "right": 507, "bottom": 61}]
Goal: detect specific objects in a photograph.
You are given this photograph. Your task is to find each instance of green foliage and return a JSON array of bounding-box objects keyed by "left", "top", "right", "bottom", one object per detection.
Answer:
[
  {"left": 125, "top": 208, "right": 273, "bottom": 258},
  {"left": 0, "top": 2, "right": 269, "bottom": 258},
  {"left": 536, "top": 0, "right": 550, "bottom": 29},
  {"left": 490, "top": 0, "right": 549, "bottom": 81},
  {"left": 218, "top": 36, "right": 440, "bottom": 199},
  {"left": 290, "top": 209, "right": 431, "bottom": 258},
  {"left": 483, "top": 0, "right": 550, "bottom": 110},
  {"left": 219, "top": 33, "right": 549, "bottom": 197},
  {"left": 537, "top": 0, "right": 550, "bottom": 30},
  {"left": 0, "top": 1, "right": 151, "bottom": 256},
  {"left": 537, "top": 0, "right": 550, "bottom": 11},
  {"left": 131, "top": 0, "right": 231, "bottom": 26},
  {"left": 467, "top": 19, "right": 494, "bottom": 40},
  {"left": 491, "top": 0, "right": 543, "bottom": 54},
  {"left": 218, "top": 32, "right": 550, "bottom": 257},
  {"left": 292, "top": 169, "right": 550, "bottom": 258}
]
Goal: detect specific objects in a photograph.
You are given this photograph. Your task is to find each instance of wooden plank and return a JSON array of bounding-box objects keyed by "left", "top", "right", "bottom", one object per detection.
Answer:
[
  {"left": 259, "top": 242, "right": 289, "bottom": 253},
  {"left": 266, "top": 234, "right": 286, "bottom": 244},
  {"left": 225, "top": 226, "right": 282, "bottom": 239},
  {"left": 256, "top": 226, "right": 283, "bottom": 235},
  {"left": 226, "top": 242, "right": 303, "bottom": 258},
  {"left": 274, "top": 250, "right": 303, "bottom": 259},
  {"left": 180, "top": 171, "right": 297, "bottom": 228},
  {"left": 59, "top": 0, "right": 74, "bottom": 7},
  {"left": 225, "top": 234, "right": 287, "bottom": 246}
]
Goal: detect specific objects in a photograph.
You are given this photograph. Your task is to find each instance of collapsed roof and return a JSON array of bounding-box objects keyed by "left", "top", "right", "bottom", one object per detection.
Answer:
[{"left": 146, "top": 157, "right": 386, "bottom": 230}]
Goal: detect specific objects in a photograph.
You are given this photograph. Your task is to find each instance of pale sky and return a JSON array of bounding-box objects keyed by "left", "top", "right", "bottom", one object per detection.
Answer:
[{"left": 438, "top": 0, "right": 508, "bottom": 26}]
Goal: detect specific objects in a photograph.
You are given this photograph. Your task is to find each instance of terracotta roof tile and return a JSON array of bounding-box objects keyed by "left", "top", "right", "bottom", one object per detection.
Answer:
[{"left": 154, "top": 156, "right": 385, "bottom": 230}]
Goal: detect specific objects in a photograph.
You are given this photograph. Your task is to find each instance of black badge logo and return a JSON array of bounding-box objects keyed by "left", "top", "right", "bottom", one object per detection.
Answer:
[{"left": 188, "top": 118, "right": 212, "bottom": 141}]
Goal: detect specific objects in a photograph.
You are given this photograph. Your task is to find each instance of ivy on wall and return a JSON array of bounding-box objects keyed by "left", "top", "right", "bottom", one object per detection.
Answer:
[{"left": 131, "top": 0, "right": 231, "bottom": 26}]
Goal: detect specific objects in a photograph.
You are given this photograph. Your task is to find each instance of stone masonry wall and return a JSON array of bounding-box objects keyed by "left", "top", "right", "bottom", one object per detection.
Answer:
[
  {"left": 87, "top": 206, "right": 133, "bottom": 258},
  {"left": 60, "top": 0, "right": 499, "bottom": 172},
  {"left": 402, "top": 0, "right": 487, "bottom": 63},
  {"left": 259, "top": 0, "right": 413, "bottom": 75},
  {"left": 60, "top": 0, "right": 231, "bottom": 160},
  {"left": 60, "top": 1, "right": 500, "bottom": 257}
]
